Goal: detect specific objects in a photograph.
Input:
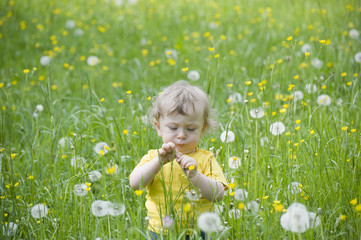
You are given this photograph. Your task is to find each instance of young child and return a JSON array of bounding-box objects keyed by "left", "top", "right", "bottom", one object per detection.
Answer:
[{"left": 129, "top": 81, "right": 228, "bottom": 238}]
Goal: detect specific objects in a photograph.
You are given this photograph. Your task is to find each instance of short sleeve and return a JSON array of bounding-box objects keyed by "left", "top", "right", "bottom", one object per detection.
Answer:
[
  {"left": 201, "top": 155, "right": 228, "bottom": 190},
  {"left": 135, "top": 149, "right": 159, "bottom": 168}
]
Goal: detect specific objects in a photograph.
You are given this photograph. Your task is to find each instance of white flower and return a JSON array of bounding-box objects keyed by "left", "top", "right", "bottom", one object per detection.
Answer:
[
  {"left": 220, "top": 130, "right": 235, "bottom": 143},
  {"left": 36, "top": 104, "right": 44, "bottom": 112},
  {"left": 40, "top": 56, "right": 51, "bottom": 66},
  {"left": 309, "top": 212, "right": 320, "bottom": 228},
  {"left": 355, "top": 52, "right": 361, "bottom": 63},
  {"left": 305, "top": 83, "right": 317, "bottom": 93},
  {"left": 162, "top": 215, "right": 174, "bottom": 228},
  {"left": 108, "top": 203, "right": 125, "bottom": 216},
  {"left": 280, "top": 202, "right": 310, "bottom": 233},
  {"left": 187, "top": 70, "right": 200, "bottom": 81},
  {"left": 31, "top": 204, "right": 49, "bottom": 219},
  {"left": 293, "top": 91, "right": 304, "bottom": 101},
  {"left": 74, "top": 28, "right": 84, "bottom": 37},
  {"left": 91, "top": 200, "right": 111, "bottom": 217},
  {"left": 197, "top": 212, "right": 223, "bottom": 233},
  {"left": 94, "top": 142, "right": 109, "bottom": 155},
  {"left": 140, "top": 37, "right": 147, "bottom": 45},
  {"left": 270, "top": 122, "right": 285, "bottom": 136},
  {"left": 349, "top": 29, "right": 360, "bottom": 39},
  {"left": 71, "top": 156, "right": 86, "bottom": 168},
  {"left": 87, "top": 56, "right": 100, "bottom": 66},
  {"left": 336, "top": 98, "right": 343, "bottom": 106},
  {"left": 2, "top": 222, "right": 18, "bottom": 236},
  {"left": 249, "top": 107, "right": 264, "bottom": 119},
  {"left": 246, "top": 201, "right": 259, "bottom": 213},
  {"left": 301, "top": 43, "right": 312, "bottom": 53},
  {"left": 311, "top": 58, "right": 323, "bottom": 69},
  {"left": 58, "top": 137, "right": 73, "bottom": 148},
  {"left": 214, "top": 204, "right": 224, "bottom": 216},
  {"left": 317, "top": 94, "right": 331, "bottom": 106},
  {"left": 209, "top": 22, "right": 218, "bottom": 29},
  {"left": 65, "top": 20, "right": 76, "bottom": 29},
  {"left": 234, "top": 188, "right": 248, "bottom": 201},
  {"left": 184, "top": 190, "right": 200, "bottom": 201},
  {"left": 288, "top": 182, "right": 302, "bottom": 194},
  {"left": 33, "top": 112, "right": 39, "bottom": 118},
  {"left": 260, "top": 137, "right": 269, "bottom": 147},
  {"left": 228, "top": 156, "right": 241, "bottom": 169},
  {"left": 88, "top": 170, "right": 102, "bottom": 182},
  {"left": 228, "top": 209, "right": 241, "bottom": 219},
  {"left": 165, "top": 49, "right": 177, "bottom": 59},
  {"left": 229, "top": 92, "right": 242, "bottom": 103},
  {"left": 74, "top": 183, "right": 88, "bottom": 196}
]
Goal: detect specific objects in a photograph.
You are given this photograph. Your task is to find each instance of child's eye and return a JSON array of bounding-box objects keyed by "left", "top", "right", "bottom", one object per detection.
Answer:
[
  {"left": 187, "top": 128, "right": 196, "bottom": 131},
  {"left": 169, "top": 127, "right": 177, "bottom": 130}
]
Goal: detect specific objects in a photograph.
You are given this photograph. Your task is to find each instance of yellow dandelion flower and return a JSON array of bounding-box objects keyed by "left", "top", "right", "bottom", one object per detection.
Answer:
[
  {"left": 28, "top": 175, "right": 34, "bottom": 180},
  {"left": 135, "top": 190, "right": 143, "bottom": 196},
  {"left": 183, "top": 203, "right": 192, "bottom": 213},
  {"left": 351, "top": 129, "right": 356, "bottom": 133},
  {"left": 229, "top": 191, "right": 235, "bottom": 196},
  {"left": 310, "top": 130, "right": 315, "bottom": 134},
  {"left": 0, "top": 148, "right": 4, "bottom": 152},
  {"left": 314, "top": 153, "right": 318, "bottom": 156},
  {"left": 341, "top": 72, "right": 347, "bottom": 77},
  {"left": 167, "top": 58, "right": 176, "bottom": 66},
  {"left": 262, "top": 196, "right": 269, "bottom": 200},
  {"left": 227, "top": 84, "right": 233, "bottom": 87},
  {"left": 346, "top": 81, "right": 352, "bottom": 86},
  {"left": 11, "top": 153, "right": 17, "bottom": 159},
  {"left": 350, "top": 198, "right": 357, "bottom": 205},
  {"left": 100, "top": 98, "right": 105, "bottom": 102},
  {"left": 342, "top": 126, "right": 348, "bottom": 131},
  {"left": 305, "top": 52, "right": 310, "bottom": 58},
  {"left": 85, "top": 187, "right": 91, "bottom": 191},
  {"left": 355, "top": 204, "right": 361, "bottom": 212},
  {"left": 245, "top": 81, "right": 252, "bottom": 85},
  {"left": 275, "top": 204, "right": 284, "bottom": 212},
  {"left": 99, "top": 150, "right": 104, "bottom": 156},
  {"left": 295, "top": 126, "right": 300, "bottom": 130},
  {"left": 182, "top": 67, "right": 188, "bottom": 72},
  {"left": 208, "top": 47, "right": 214, "bottom": 52},
  {"left": 188, "top": 165, "right": 195, "bottom": 170},
  {"left": 294, "top": 75, "right": 299, "bottom": 80},
  {"left": 123, "top": 130, "right": 128, "bottom": 135},
  {"left": 319, "top": 40, "right": 326, "bottom": 44},
  {"left": 229, "top": 182, "right": 236, "bottom": 189},
  {"left": 295, "top": 120, "right": 301, "bottom": 124},
  {"left": 280, "top": 108, "right": 286, "bottom": 113},
  {"left": 287, "top": 36, "right": 293, "bottom": 41},
  {"left": 238, "top": 202, "right": 245, "bottom": 210},
  {"left": 126, "top": 90, "right": 132, "bottom": 95},
  {"left": 118, "top": 99, "right": 124, "bottom": 103}
]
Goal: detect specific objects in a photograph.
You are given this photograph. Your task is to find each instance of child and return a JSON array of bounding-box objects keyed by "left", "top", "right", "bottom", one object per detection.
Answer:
[{"left": 129, "top": 81, "right": 228, "bottom": 239}]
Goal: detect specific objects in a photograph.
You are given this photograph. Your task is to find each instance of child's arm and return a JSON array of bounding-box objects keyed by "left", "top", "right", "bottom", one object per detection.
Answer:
[
  {"left": 176, "top": 155, "right": 225, "bottom": 202},
  {"left": 129, "top": 142, "right": 178, "bottom": 190}
]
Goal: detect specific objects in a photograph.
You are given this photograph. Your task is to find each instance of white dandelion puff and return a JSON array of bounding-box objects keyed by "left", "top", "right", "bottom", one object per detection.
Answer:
[
  {"left": 65, "top": 20, "right": 76, "bottom": 29},
  {"left": 249, "top": 107, "right": 265, "bottom": 119},
  {"left": 165, "top": 49, "right": 177, "bottom": 59},
  {"left": 229, "top": 92, "right": 242, "bottom": 103},
  {"left": 70, "top": 156, "right": 86, "bottom": 168},
  {"left": 108, "top": 203, "right": 125, "bottom": 216},
  {"left": 184, "top": 190, "right": 200, "bottom": 201},
  {"left": 288, "top": 182, "right": 302, "bottom": 194},
  {"left": 293, "top": 91, "right": 304, "bottom": 101},
  {"left": 280, "top": 202, "right": 310, "bottom": 233},
  {"left": 305, "top": 83, "right": 317, "bottom": 93},
  {"left": 214, "top": 204, "right": 224, "bottom": 216},
  {"left": 31, "top": 204, "right": 49, "bottom": 219},
  {"left": 336, "top": 98, "right": 343, "bottom": 106},
  {"left": 36, "top": 104, "right": 44, "bottom": 112},
  {"left": 309, "top": 212, "right": 320, "bottom": 228},
  {"left": 2, "top": 222, "right": 18, "bottom": 237},
  {"left": 228, "top": 156, "right": 241, "bottom": 169},
  {"left": 246, "top": 201, "right": 259, "bottom": 213},
  {"left": 197, "top": 212, "right": 223, "bottom": 233},
  {"left": 270, "top": 122, "right": 285, "bottom": 136},
  {"left": 58, "top": 137, "right": 73, "bottom": 148},
  {"left": 355, "top": 52, "right": 361, "bottom": 63},
  {"left": 228, "top": 209, "right": 241, "bottom": 219},
  {"left": 74, "top": 28, "right": 84, "bottom": 37},
  {"left": 94, "top": 142, "right": 109, "bottom": 155},
  {"left": 234, "top": 189, "right": 248, "bottom": 201},
  {"left": 317, "top": 94, "right": 331, "bottom": 106},
  {"left": 88, "top": 170, "right": 102, "bottom": 182},
  {"left": 311, "top": 58, "right": 323, "bottom": 69},
  {"left": 74, "top": 183, "right": 88, "bottom": 196},
  {"left": 209, "top": 22, "right": 218, "bottom": 29},
  {"left": 220, "top": 130, "right": 235, "bottom": 143},
  {"left": 187, "top": 70, "right": 200, "bottom": 81},
  {"left": 260, "top": 137, "right": 269, "bottom": 147},
  {"left": 91, "top": 200, "right": 111, "bottom": 217},
  {"left": 87, "top": 56, "right": 100, "bottom": 66},
  {"left": 40, "top": 56, "right": 51, "bottom": 66},
  {"left": 301, "top": 43, "right": 312, "bottom": 53},
  {"left": 349, "top": 29, "right": 360, "bottom": 39},
  {"left": 162, "top": 215, "right": 174, "bottom": 228}
]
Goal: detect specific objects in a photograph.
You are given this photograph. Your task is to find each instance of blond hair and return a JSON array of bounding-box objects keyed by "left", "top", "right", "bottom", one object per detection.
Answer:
[{"left": 150, "top": 81, "right": 217, "bottom": 130}]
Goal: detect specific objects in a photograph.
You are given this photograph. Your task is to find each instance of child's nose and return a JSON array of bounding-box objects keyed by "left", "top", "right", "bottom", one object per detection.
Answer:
[{"left": 177, "top": 129, "right": 187, "bottom": 139}]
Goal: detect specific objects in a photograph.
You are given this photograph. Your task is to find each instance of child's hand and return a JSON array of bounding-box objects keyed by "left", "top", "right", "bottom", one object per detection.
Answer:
[
  {"left": 158, "top": 142, "right": 177, "bottom": 164},
  {"left": 175, "top": 154, "right": 198, "bottom": 178}
]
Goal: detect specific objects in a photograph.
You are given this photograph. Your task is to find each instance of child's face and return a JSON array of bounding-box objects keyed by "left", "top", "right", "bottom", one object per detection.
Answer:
[{"left": 155, "top": 108, "right": 206, "bottom": 154}]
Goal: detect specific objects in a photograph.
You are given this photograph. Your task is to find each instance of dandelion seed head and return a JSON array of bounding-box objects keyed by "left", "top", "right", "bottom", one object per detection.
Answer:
[
  {"left": 270, "top": 122, "right": 286, "bottom": 136},
  {"left": 197, "top": 212, "right": 223, "bottom": 233},
  {"left": 260, "top": 137, "right": 269, "bottom": 147},
  {"left": 94, "top": 142, "right": 109, "bottom": 155},
  {"left": 293, "top": 91, "right": 304, "bottom": 101},
  {"left": 31, "top": 204, "right": 49, "bottom": 219},
  {"left": 228, "top": 156, "right": 241, "bottom": 169},
  {"left": 70, "top": 156, "right": 86, "bottom": 168},
  {"left": 187, "top": 70, "right": 200, "bottom": 81},
  {"left": 228, "top": 208, "right": 241, "bottom": 219},
  {"left": 250, "top": 107, "right": 265, "bottom": 119},
  {"left": 91, "top": 200, "right": 111, "bottom": 217},
  {"left": 184, "top": 190, "right": 200, "bottom": 201},
  {"left": 234, "top": 188, "right": 248, "bottom": 201},
  {"left": 108, "top": 203, "right": 125, "bottom": 216},
  {"left": 246, "top": 200, "right": 259, "bottom": 213},
  {"left": 2, "top": 222, "right": 18, "bottom": 236},
  {"left": 305, "top": 83, "right": 317, "bottom": 93},
  {"left": 74, "top": 28, "right": 84, "bottom": 36},
  {"left": 87, "top": 56, "right": 100, "bottom": 66},
  {"left": 288, "top": 182, "right": 302, "bottom": 194},
  {"left": 349, "top": 29, "right": 360, "bottom": 39},
  {"left": 88, "top": 170, "right": 102, "bottom": 182},
  {"left": 317, "top": 94, "right": 331, "bottom": 106},
  {"left": 354, "top": 52, "right": 361, "bottom": 63},
  {"left": 301, "top": 43, "right": 312, "bottom": 53},
  {"left": 220, "top": 130, "right": 235, "bottom": 143},
  {"left": 40, "top": 56, "right": 51, "bottom": 66},
  {"left": 74, "top": 183, "right": 88, "bottom": 196},
  {"left": 311, "top": 58, "right": 323, "bottom": 69},
  {"left": 280, "top": 202, "right": 310, "bottom": 233},
  {"left": 65, "top": 20, "right": 76, "bottom": 29},
  {"left": 228, "top": 92, "right": 242, "bottom": 103}
]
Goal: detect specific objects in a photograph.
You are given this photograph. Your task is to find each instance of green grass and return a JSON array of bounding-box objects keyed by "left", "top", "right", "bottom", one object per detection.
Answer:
[{"left": 1, "top": 0, "right": 360, "bottom": 239}]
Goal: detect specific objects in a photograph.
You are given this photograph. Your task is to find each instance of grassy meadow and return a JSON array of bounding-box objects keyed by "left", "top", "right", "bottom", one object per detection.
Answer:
[{"left": 1, "top": 0, "right": 361, "bottom": 239}]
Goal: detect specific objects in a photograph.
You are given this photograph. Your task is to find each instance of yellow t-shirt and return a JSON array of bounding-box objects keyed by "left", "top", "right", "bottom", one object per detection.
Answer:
[{"left": 135, "top": 148, "right": 228, "bottom": 234}]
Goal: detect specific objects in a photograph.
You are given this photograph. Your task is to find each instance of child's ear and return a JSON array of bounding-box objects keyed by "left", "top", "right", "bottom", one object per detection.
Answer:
[
  {"left": 154, "top": 120, "right": 162, "bottom": 137},
  {"left": 201, "top": 122, "right": 208, "bottom": 134}
]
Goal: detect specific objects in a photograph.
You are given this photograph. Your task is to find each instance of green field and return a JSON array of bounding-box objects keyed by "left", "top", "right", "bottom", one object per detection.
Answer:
[{"left": 1, "top": 0, "right": 361, "bottom": 239}]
